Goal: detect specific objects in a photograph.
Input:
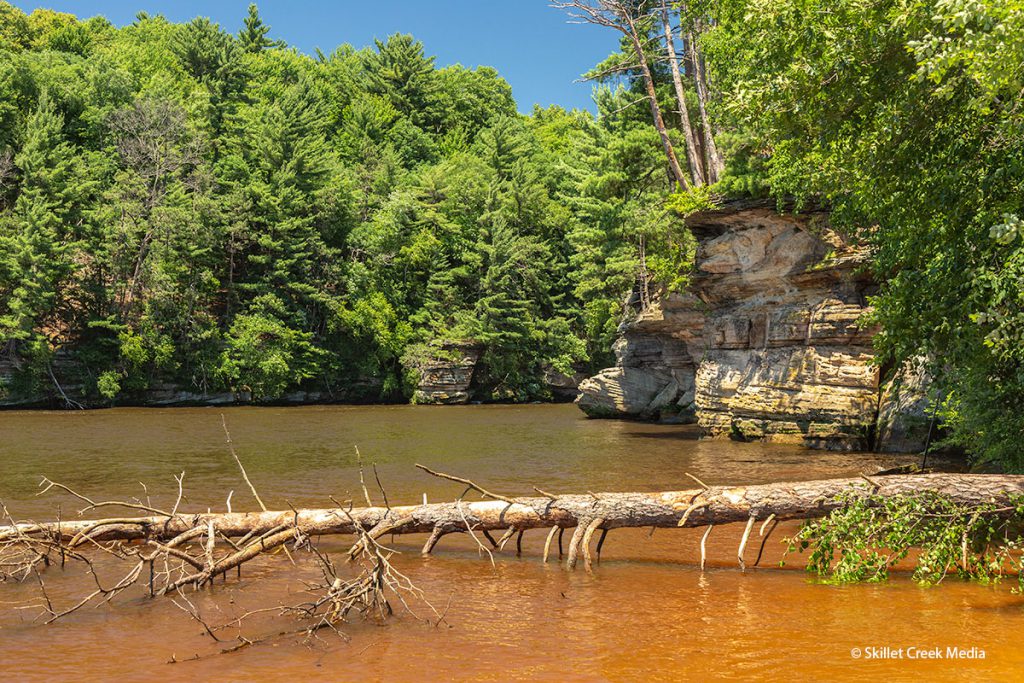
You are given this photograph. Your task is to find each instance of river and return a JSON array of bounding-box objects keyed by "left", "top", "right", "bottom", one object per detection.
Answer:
[{"left": 0, "top": 404, "right": 1019, "bottom": 681}]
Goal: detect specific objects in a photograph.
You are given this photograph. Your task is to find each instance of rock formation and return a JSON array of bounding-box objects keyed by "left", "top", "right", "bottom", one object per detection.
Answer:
[
  {"left": 406, "top": 342, "right": 483, "bottom": 405},
  {"left": 576, "top": 199, "right": 929, "bottom": 451}
]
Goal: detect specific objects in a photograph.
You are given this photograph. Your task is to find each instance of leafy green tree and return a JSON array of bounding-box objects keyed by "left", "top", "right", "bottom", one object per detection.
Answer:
[
  {"left": 364, "top": 34, "right": 440, "bottom": 130},
  {"left": 219, "top": 294, "right": 323, "bottom": 400},
  {"left": 0, "top": 2, "right": 32, "bottom": 52},
  {"left": 173, "top": 17, "right": 247, "bottom": 143},
  {"left": 461, "top": 219, "right": 573, "bottom": 400}
]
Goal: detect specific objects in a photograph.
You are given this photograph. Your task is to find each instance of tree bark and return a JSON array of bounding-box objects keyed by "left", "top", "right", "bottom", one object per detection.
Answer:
[
  {"left": 7, "top": 474, "right": 1024, "bottom": 545},
  {"left": 687, "top": 18, "right": 724, "bottom": 182},
  {"left": 623, "top": 11, "right": 689, "bottom": 191},
  {"left": 660, "top": 0, "right": 705, "bottom": 186},
  {"left": 551, "top": 1, "right": 688, "bottom": 189}
]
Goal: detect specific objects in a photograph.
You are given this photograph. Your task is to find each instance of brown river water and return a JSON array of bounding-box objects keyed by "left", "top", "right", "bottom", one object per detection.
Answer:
[{"left": 0, "top": 404, "right": 1020, "bottom": 681}]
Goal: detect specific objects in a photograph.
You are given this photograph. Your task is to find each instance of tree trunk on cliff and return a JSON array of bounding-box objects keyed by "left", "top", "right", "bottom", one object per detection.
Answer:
[
  {"left": 625, "top": 10, "right": 689, "bottom": 190},
  {"left": 686, "top": 18, "right": 724, "bottom": 182},
  {"left": 8, "top": 474, "right": 1023, "bottom": 550},
  {"left": 660, "top": 0, "right": 705, "bottom": 186},
  {"left": 552, "top": 1, "right": 689, "bottom": 190}
]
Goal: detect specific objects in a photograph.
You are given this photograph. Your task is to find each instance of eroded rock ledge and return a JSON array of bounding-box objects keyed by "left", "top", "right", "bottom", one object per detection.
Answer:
[
  {"left": 405, "top": 342, "right": 483, "bottom": 405},
  {"left": 576, "top": 199, "right": 928, "bottom": 452}
]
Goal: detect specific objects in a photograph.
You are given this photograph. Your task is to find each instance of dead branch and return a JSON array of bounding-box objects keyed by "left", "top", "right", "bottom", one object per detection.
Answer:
[
  {"left": 754, "top": 519, "right": 779, "bottom": 568},
  {"left": 414, "top": 464, "right": 515, "bottom": 504},
  {"left": 700, "top": 524, "right": 714, "bottom": 571},
  {"left": 222, "top": 414, "right": 266, "bottom": 512},
  {"left": 737, "top": 515, "right": 756, "bottom": 571}
]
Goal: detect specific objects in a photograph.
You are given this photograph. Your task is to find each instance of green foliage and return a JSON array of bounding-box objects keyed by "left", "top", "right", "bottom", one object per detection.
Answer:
[
  {"left": 665, "top": 186, "right": 718, "bottom": 218},
  {"left": 237, "top": 4, "right": 278, "bottom": 53},
  {"left": 96, "top": 369, "right": 121, "bottom": 400},
  {"left": 707, "top": 0, "right": 1024, "bottom": 469},
  {"left": 0, "top": 4, "right": 686, "bottom": 404},
  {"left": 786, "top": 490, "right": 1024, "bottom": 587},
  {"left": 218, "top": 294, "right": 323, "bottom": 400},
  {"left": 0, "top": 91, "right": 87, "bottom": 389}
]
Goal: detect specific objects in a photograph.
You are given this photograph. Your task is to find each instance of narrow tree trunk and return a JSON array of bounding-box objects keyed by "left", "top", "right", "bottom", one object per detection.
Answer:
[
  {"left": 660, "top": 0, "right": 705, "bottom": 186},
  {"left": 637, "top": 233, "right": 650, "bottom": 309},
  {"left": 8, "top": 474, "right": 1023, "bottom": 545},
  {"left": 623, "top": 13, "right": 688, "bottom": 191},
  {"left": 687, "top": 18, "right": 724, "bottom": 182}
]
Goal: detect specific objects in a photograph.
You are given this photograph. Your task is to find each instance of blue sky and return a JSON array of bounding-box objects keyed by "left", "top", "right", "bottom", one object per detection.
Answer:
[{"left": 10, "top": 1, "right": 615, "bottom": 112}]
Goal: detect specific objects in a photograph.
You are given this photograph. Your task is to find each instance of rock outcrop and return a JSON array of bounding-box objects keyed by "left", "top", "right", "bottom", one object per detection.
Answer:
[
  {"left": 543, "top": 367, "right": 590, "bottom": 402},
  {"left": 876, "top": 360, "right": 934, "bottom": 453},
  {"left": 576, "top": 199, "right": 930, "bottom": 452},
  {"left": 406, "top": 342, "right": 483, "bottom": 405}
]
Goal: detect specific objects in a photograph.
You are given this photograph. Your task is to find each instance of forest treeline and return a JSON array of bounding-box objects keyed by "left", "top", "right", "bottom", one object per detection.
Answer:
[
  {"left": 2, "top": 1, "right": 1023, "bottom": 469},
  {"left": 0, "top": 3, "right": 694, "bottom": 404}
]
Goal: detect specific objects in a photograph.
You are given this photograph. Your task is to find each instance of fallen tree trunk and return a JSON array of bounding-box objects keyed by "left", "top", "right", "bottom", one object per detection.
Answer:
[
  {"left": 5, "top": 470, "right": 1024, "bottom": 643},
  {"left": 6, "top": 473, "right": 1024, "bottom": 550}
]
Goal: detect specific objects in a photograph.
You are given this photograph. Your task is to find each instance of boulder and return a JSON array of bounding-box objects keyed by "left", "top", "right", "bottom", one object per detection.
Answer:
[{"left": 876, "top": 360, "right": 934, "bottom": 453}]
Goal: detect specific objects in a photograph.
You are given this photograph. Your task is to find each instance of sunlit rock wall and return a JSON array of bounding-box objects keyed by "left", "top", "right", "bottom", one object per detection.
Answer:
[
  {"left": 576, "top": 199, "right": 928, "bottom": 452},
  {"left": 407, "top": 342, "right": 483, "bottom": 405}
]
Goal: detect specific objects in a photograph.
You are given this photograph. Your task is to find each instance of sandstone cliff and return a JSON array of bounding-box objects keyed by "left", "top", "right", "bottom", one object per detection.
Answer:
[
  {"left": 576, "top": 199, "right": 928, "bottom": 452},
  {"left": 404, "top": 342, "right": 483, "bottom": 405}
]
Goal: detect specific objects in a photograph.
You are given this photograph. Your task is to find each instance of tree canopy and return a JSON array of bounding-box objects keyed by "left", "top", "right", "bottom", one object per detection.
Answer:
[{"left": 0, "top": 2, "right": 690, "bottom": 405}]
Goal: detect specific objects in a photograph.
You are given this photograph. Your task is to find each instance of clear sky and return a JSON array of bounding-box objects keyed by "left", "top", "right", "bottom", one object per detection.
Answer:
[{"left": 9, "top": 0, "right": 614, "bottom": 113}]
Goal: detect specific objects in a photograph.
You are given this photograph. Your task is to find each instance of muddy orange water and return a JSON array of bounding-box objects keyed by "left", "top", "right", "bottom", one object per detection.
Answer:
[{"left": 0, "top": 404, "right": 1019, "bottom": 682}]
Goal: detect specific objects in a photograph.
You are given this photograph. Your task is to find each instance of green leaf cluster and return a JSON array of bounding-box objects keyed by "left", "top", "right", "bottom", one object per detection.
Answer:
[{"left": 786, "top": 490, "right": 1024, "bottom": 587}]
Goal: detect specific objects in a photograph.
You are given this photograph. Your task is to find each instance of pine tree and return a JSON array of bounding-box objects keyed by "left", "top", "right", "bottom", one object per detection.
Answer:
[
  {"left": 238, "top": 4, "right": 275, "bottom": 53},
  {"left": 364, "top": 34, "right": 440, "bottom": 130},
  {"left": 174, "top": 17, "right": 248, "bottom": 144},
  {"left": 464, "top": 219, "right": 552, "bottom": 399},
  {"left": 0, "top": 94, "right": 80, "bottom": 350},
  {"left": 226, "top": 74, "right": 337, "bottom": 347}
]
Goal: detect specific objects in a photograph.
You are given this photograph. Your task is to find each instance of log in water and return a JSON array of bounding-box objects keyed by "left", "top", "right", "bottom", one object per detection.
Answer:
[{"left": 7, "top": 473, "right": 1023, "bottom": 549}]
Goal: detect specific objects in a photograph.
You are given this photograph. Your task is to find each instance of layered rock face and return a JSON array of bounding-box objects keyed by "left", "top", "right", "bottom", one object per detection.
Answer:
[
  {"left": 406, "top": 343, "right": 483, "bottom": 405},
  {"left": 576, "top": 200, "right": 926, "bottom": 451}
]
